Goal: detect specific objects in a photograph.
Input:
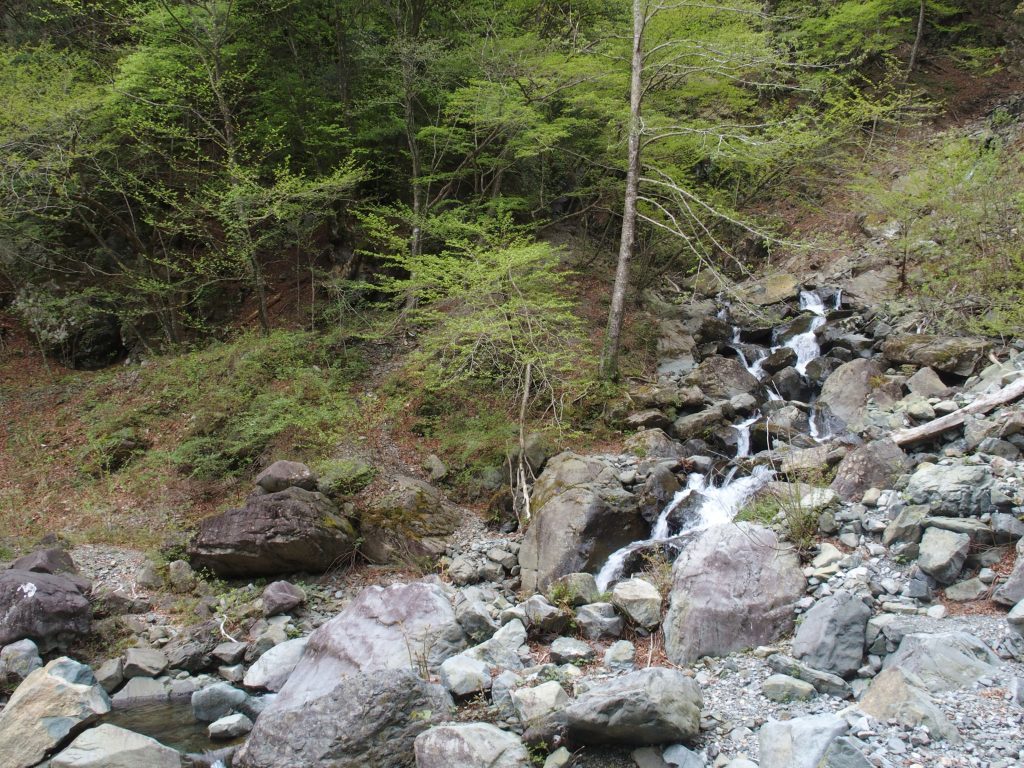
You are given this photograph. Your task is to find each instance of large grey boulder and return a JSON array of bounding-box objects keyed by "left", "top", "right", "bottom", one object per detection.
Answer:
[
  {"left": 260, "top": 581, "right": 464, "bottom": 705},
  {"left": 830, "top": 440, "right": 907, "bottom": 501},
  {"left": 758, "top": 713, "right": 848, "bottom": 768},
  {"left": 881, "top": 335, "right": 989, "bottom": 377},
  {"left": 255, "top": 460, "right": 318, "bottom": 493},
  {"left": 519, "top": 453, "right": 646, "bottom": 593},
  {"left": 414, "top": 723, "right": 530, "bottom": 768},
  {"left": 817, "top": 359, "right": 887, "bottom": 429},
  {"left": 0, "top": 570, "right": 91, "bottom": 652},
  {"left": 664, "top": 524, "right": 804, "bottom": 664},
  {"left": 791, "top": 591, "right": 870, "bottom": 678},
  {"left": 188, "top": 487, "right": 357, "bottom": 577},
  {"left": 882, "top": 632, "right": 999, "bottom": 692},
  {"left": 0, "top": 658, "right": 111, "bottom": 768},
  {"left": 564, "top": 668, "right": 702, "bottom": 746},
  {"left": 234, "top": 668, "right": 452, "bottom": 768},
  {"left": 50, "top": 724, "right": 180, "bottom": 768},
  {"left": 917, "top": 528, "right": 970, "bottom": 584},
  {"left": 904, "top": 462, "right": 993, "bottom": 517},
  {"left": 858, "top": 668, "right": 959, "bottom": 742},
  {"left": 243, "top": 636, "right": 308, "bottom": 692}
]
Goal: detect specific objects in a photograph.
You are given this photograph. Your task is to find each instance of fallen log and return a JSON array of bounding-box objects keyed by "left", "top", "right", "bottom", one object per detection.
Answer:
[{"left": 891, "top": 374, "right": 1024, "bottom": 447}]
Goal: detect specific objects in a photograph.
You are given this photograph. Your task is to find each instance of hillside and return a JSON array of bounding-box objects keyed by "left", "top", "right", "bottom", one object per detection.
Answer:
[{"left": 2, "top": 2, "right": 1024, "bottom": 768}]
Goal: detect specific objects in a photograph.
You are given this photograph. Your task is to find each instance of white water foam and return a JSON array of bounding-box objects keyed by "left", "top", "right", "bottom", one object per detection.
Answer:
[{"left": 595, "top": 463, "right": 774, "bottom": 591}]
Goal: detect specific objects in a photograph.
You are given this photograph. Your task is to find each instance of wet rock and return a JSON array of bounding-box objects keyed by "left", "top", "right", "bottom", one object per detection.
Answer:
[
  {"left": 664, "top": 524, "right": 804, "bottom": 664},
  {"left": 192, "top": 681, "right": 251, "bottom": 722},
  {"left": 758, "top": 712, "right": 847, "bottom": 768},
  {"left": 791, "top": 591, "right": 870, "bottom": 678},
  {"left": 881, "top": 335, "right": 990, "bottom": 377},
  {"left": 209, "top": 712, "right": 254, "bottom": 740},
  {"left": 519, "top": 453, "right": 645, "bottom": 593},
  {"left": 415, "top": 723, "right": 530, "bottom": 768},
  {"left": 762, "top": 347, "right": 798, "bottom": 375},
  {"left": 0, "top": 570, "right": 91, "bottom": 652},
  {"left": 255, "top": 460, "right": 318, "bottom": 493},
  {"left": 564, "top": 668, "right": 702, "bottom": 746},
  {"left": 234, "top": 668, "right": 453, "bottom": 768},
  {"left": 188, "top": 487, "right": 357, "bottom": 577},
  {"left": 50, "top": 723, "right": 180, "bottom": 768},
  {"left": 0, "top": 658, "right": 111, "bottom": 768}
]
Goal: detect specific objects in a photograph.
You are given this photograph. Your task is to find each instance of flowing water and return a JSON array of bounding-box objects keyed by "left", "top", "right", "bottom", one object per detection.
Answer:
[
  {"left": 101, "top": 699, "right": 244, "bottom": 756},
  {"left": 593, "top": 288, "right": 840, "bottom": 589}
]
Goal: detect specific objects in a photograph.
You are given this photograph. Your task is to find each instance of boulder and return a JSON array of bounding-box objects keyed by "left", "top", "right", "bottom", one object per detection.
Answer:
[
  {"left": 0, "top": 658, "right": 111, "bottom": 768},
  {"left": 50, "top": 724, "right": 180, "bottom": 768},
  {"left": 737, "top": 273, "right": 799, "bottom": 306},
  {"left": 994, "top": 541, "right": 1024, "bottom": 606},
  {"left": 255, "top": 460, "right": 318, "bottom": 492},
  {"left": 122, "top": 647, "right": 168, "bottom": 679},
  {"left": 564, "top": 668, "right": 702, "bottom": 746},
  {"left": 262, "top": 580, "right": 306, "bottom": 617},
  {"left": 611, "top": 578, "right": 662, "bottom": 629},
  {"left": 209, "top": 713, "right": 254, "bottom": 740},
  {"left": 881, "top": 335, "right": 990, "bottom": 377},
  {"left": 10, "top": 548, "right": 77, "bottom": 575},
  {"left": 904, "top": 463, "right": 993, "bottom": 517},
  {"left": 0, "top": 639, "right": 42, "bottom": 682},
  {"left": 917, "top": 528, "right": 970, "bottom": 585},
  {"left": 575, "top": 603, "right": 623, "bottom": 640},
  {"left": 192, "top": 682, "right": 251, "bottom": 722},
  {"left": 462, "top": 619, "right": 527, "bottom": 671},
  {"left": 414, "top": 723, "right": 530, "bottom": 768},
  {"left": 766, "top": 654, "right": 851, "bottom": 698},
  {"left": 519, "top": 453, "right": 645, "bottom": 593},
  {"left": 0, "top": 569, "right": 91, "bottom": 652},
  {"left": 439, "top": 654, "right": 490, "bottom": 696},
  {"left": 361, "top": 475, "right": 461, "bottom": 564},
  {"left": 512, "top": 681, "right": 568, "bottom": 725},
  {"left": 93, "top": 658, "right": 123, "bottom": 694},
  {"left": 905, "top": 366, "right": 950, "bottom": 397},
  {"left": 681, "top": 356, "right": 760, "bottom": 400},
  {"left": 664, "top": 524, "right": 804, "bottom": 664},
  {"left": 265, "top": 581, "right": 464, "bottom": 707},
  {"left": 757, "top": 713, "right": 848, "bottom": 768},
  {"left": 882, "top": 632, "right": 999, "bottom": 692},
  {"left": 762, "top": 674, "right": 815, "bottom": 702},
  {"left": 623, "top": 429, "right": 687, "bottom": 460},
  {"left": 234, "top": 668, "right": 452, "bottom": 768},
  {"left": 830, "top": 440, "right": 907, "bottom": 502},
  {"left": 882, "top": 505, "right": 930, "bottom": 549},
  {"left": 858, "top": 668, "right": 959, "bottom": 742},
  {"left": 243, "top": 636, "right": 308, "bottom": 692},
  {"left": 111, "top": 676, "right": 172, "bottom": 705},
  {"left": 791, "top": 591, "right": 870, "bottom": 678},
  {"left": 817, "top": 359, "right": 887, "bottom": 430},
  {"left": 188, "top": 487, "right": 357, "bottom": 577},
  {"left": 1008, "top": 600, "right": 1024, "bottom": 636},
  {"left": 547, "top": 573, "right": 600, "bottom": 607},
  {"left": 549, "top": 637, "right": 594, "bottom": 664},
  {"left": 604, "top": 640, "right": 635, "bottom": 671}
]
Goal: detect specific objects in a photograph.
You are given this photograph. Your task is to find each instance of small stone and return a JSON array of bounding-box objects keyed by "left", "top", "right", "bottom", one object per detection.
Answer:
[
  {"left": 208, "top": 712, "right": 253, "bottom": 740},
  {"left": 575, "top": 602, "right": 623, "bottom": 640},
  {"left": 166, "top": 560, "right": 195, "bottom": 592},
  {"left": 604, "top": 640, "right": 636, "bottom": 671},
  {"left": 549, "top": 636, "right": 594, "bottom": 664},
  {"left": 261, "top": 581, "right": 306, "bottom": 617},
  {"left": 93, "top": 658, "right": 124, "bottom": 694},
  {"left": 944, "top": 577, "right": 987, "bottom": 602},
  {"left": 762, "top": 674, "right": 816, "bottom": 702}
]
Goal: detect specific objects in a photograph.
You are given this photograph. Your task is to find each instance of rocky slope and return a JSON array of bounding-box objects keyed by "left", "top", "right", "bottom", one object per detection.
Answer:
[{"left": 2, "top": 269, "right": 1024, "bottom": 768}]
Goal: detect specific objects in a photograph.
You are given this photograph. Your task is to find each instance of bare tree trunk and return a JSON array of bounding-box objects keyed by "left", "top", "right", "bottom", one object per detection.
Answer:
[
  {"left": 908, "top": 0, "right": 925, "bottom": 75},
  {"left": 601, "top": 0, "right": 645, "bottom": 380}
]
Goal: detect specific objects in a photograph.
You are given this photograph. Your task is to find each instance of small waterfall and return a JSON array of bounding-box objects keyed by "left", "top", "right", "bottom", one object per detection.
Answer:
[
  {"left": 787, "top": 290, "right": 826, "bottom": 375},
  {"left": 595, "top": 463, "right": 774, "bottom": 591},
  {"left": 734, "top": 413, "right": 759, "bottom": 459},
  {"left": 833, "top": 289, "right": 843, "bottom": 310}
]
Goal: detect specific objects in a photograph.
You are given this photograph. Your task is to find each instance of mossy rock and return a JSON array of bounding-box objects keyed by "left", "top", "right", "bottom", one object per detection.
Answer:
[{"left": 317, "top": 458, "right": 376, "bottom": 497}]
